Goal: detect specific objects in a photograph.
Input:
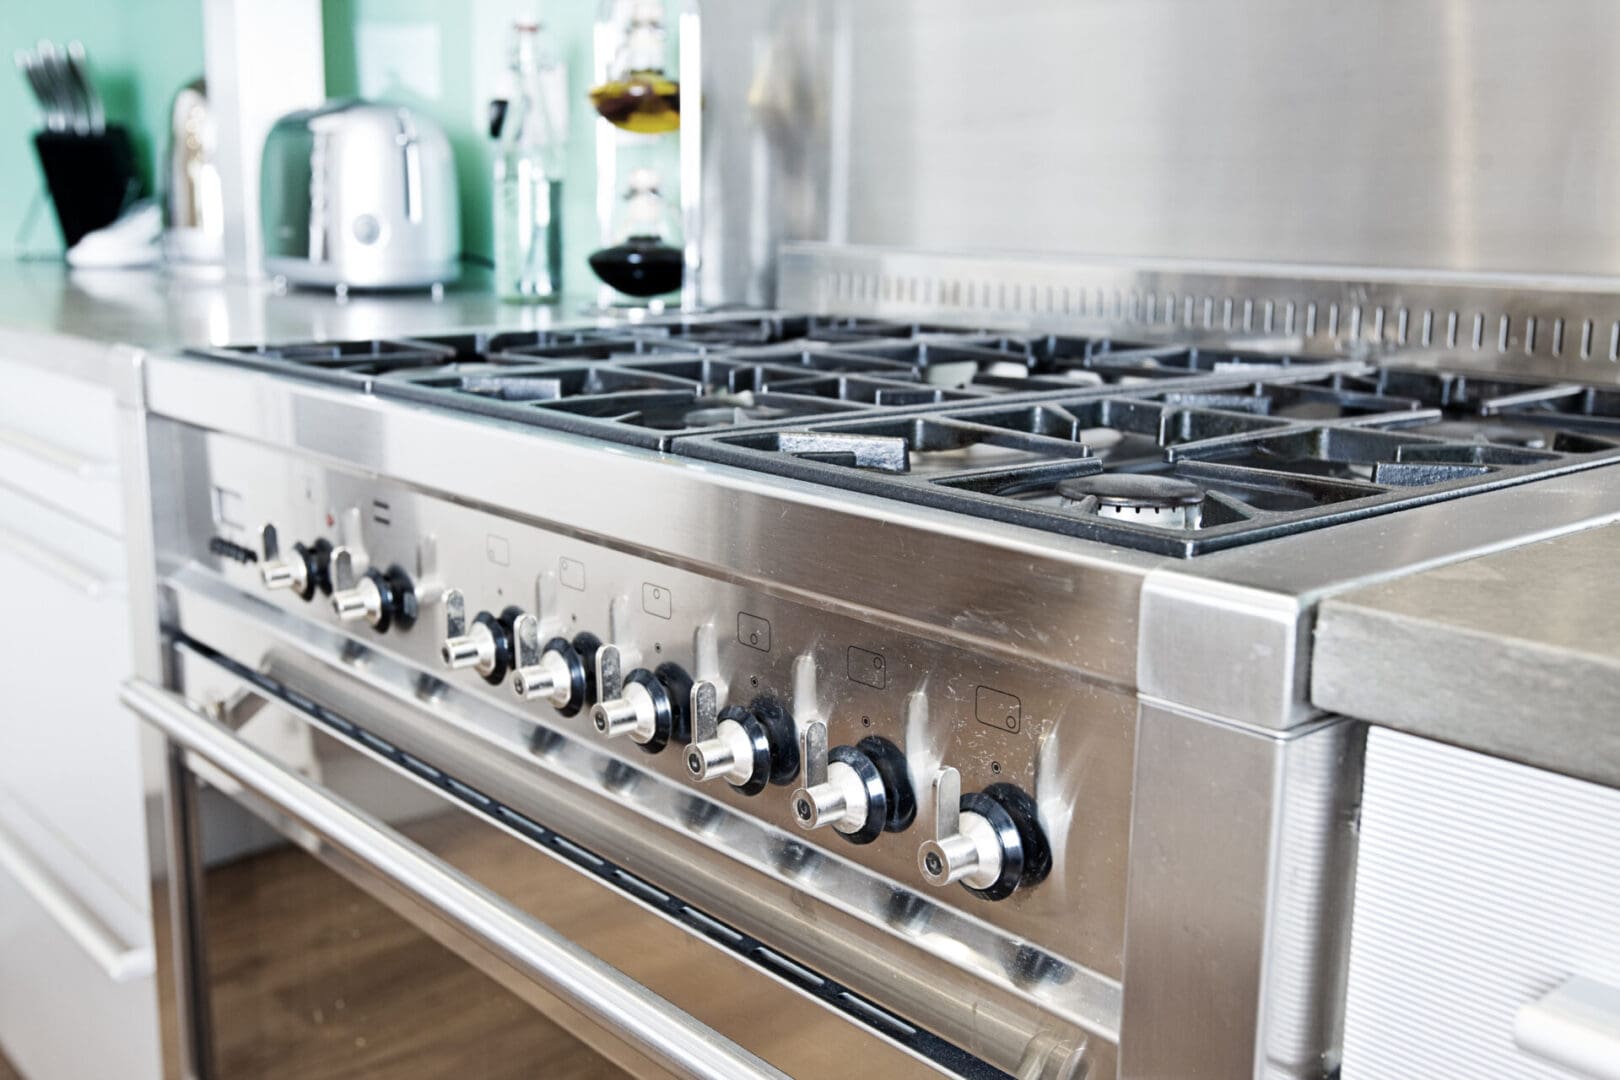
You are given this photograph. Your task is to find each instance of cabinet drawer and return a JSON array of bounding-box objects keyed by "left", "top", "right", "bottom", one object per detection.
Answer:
[
  {"left": 0, "top": 828, "right": 159, "bottom": 1080},
  {"left": 1342, "top": 728, "right": 1620, "bottom": 1079},
  {"left": 0, "top": 485, "right": 147, "bottom": 923},
  {"left": 0, "top": 359, "right": 124, "bottom": 533}
]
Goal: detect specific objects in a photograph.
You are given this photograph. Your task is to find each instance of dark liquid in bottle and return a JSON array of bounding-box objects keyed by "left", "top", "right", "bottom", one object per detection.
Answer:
[{"left": 589, "top": 235, "right": 684, "bottom": 297}]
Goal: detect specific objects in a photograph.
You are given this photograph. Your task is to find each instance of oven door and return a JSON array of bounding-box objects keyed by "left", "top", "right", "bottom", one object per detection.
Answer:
[{"left": 123, "top": 642, "right": 968, "bottom": 1079}]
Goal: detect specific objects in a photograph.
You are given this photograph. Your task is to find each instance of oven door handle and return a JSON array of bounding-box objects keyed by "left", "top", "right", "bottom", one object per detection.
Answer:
[{"left": 120, "top": 678, "right": 791, "bottom": 1080}]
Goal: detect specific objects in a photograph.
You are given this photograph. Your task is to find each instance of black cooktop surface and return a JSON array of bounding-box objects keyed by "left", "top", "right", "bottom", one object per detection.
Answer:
[{"left": 193, "top": 315, "right": 1620, "bottom": 556}]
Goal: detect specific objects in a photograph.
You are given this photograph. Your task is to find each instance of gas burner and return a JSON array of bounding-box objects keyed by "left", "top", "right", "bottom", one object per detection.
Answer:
[
  {"left": 686, "top": 369, "right": 1620, "bottom": 556},
  {"left": 1056, "top": 474, "right": 1206, "bottom": 527},
  {"left": 680, "top": 393, "right": 800, "bottom": 427}
]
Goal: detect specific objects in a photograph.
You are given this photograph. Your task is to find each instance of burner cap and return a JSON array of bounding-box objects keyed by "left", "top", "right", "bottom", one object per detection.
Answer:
[{"left": 1056, "top": 474, "right": 1205, "bottom": 510}]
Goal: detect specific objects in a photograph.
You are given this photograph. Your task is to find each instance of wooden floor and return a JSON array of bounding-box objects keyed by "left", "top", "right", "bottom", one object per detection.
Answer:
[{"left": 195, "top": 842, "right": 626, "bottom": 1080}]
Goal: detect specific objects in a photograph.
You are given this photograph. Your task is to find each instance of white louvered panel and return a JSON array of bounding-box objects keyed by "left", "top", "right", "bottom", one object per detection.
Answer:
[{"left": 1342, "top": 728, "right": 1620, "bottom": 1079}]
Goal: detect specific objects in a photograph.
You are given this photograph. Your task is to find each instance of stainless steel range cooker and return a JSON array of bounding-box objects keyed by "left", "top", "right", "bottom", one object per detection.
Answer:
[{"left": 117, "top": 251, "right": 1620, "bottom": 1079}]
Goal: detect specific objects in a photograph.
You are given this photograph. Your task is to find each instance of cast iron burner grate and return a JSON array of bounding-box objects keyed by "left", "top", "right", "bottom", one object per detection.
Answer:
[
  {"left": 192, "top": 315, "right": 1310, "bottom": 449},
  {"left": 683, "top": 368, "right": 1620, "bottom": 556}
]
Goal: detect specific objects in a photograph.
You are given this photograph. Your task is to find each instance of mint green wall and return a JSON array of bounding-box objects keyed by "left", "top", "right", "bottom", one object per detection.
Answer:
[
  {"left": 2, "top": 0, "right": 631, "bottom": 297},
  {"left": 323, "top": 0, "right": 608, "bottom": 297},
  {"left": 0, "top": 0, "right": 205, "bottom": 254}
]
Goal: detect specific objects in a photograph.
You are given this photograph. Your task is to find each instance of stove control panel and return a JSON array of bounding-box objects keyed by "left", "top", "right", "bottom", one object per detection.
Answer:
[
  {"left": 201, "top": 443, "right": 1133, "bottom": 974},
  {"left": 246, "top": 503, "right": 1081, "bottom": 908}
]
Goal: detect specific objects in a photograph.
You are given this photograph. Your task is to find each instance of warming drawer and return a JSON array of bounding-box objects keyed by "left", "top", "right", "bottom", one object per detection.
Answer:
[{"left": 1342, "top": 728, "right": 1620, "bottom": 1079}]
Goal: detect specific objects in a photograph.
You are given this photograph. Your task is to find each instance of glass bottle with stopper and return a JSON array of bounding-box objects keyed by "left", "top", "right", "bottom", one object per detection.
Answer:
[
  {"left": 588, "top": 167, "right": 682, "bottom": 299},
  {"left": 589, "top": 0, "right": 679, "bottom": 134},
  {"left": 491, "top": 18, "right": 567, "bottom": 302}
]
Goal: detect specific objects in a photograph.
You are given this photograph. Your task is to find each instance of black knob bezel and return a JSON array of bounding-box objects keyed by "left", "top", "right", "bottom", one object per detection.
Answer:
[
  {"left": 858, "top": 735, "right": 916, "bottom": 835},
  {"left": 620, "top": 664, "right": 692, "bottom": 755},
  {"left": 959, "top": 783, "right": 1051, "bottom": 902},
  {"left": 827, "top": 745, "right": 888, "bottom": 845},
  {"left": 365, "top": 564, "right": 418, "bottom": 634},
  {"left": 651, "top": 662, "right": 693, "bottom": 751},
  {"left": 620, "top": 669, "right": 673, "bottom": 753},
  {"left": 292, "top": 539, "right": 333, "bottom": 602},
  {"left": 711, "top": 696, "right": 799, "bottom": 797},
  {"left": 468, "top": 607, "right": 523, "bottom": 686},
  {"left": 541, "top": 635, "right": 589, "bottom": 716},
  {"left": 570, "top": 632, "right": 602, "bottom": 715}
]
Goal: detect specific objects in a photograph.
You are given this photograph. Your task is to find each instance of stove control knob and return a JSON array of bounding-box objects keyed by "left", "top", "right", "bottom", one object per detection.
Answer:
[
  {"left": 510, "top": 614, "right": 598, "bottom": 717},
  {"left": 685, "top": 695, "right": 799, "bottom": 797},
  {"left": 590, "top": 663, "right": 692, "bottom": 754},
  {"left": 260, "top": 539, "right": 332, "bottom": 601},
  {"left": 789, "top": 721, "right": 915, "bottom": 845},
  {"left": 916, "top": 767, "right": 1050, "bottom": 902},
  {"left": 331, "top": 565, "right": 418, "bottom": 633},
  {"left": 438, "top": 592, "right": 522, "bottom": 685}
]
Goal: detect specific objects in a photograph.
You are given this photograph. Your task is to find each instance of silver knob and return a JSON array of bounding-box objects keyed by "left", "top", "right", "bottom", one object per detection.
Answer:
[
  {"left": 512, "top": 648, "right": 573, "bottom": 706},
  {"left": 331, "top": 575, "right": 382, "bottom": 626},
  {"left": 686, "top": 717, "right": 756, "bottom": 786},
  {"left": 592, "top": 679, "right": 658, "bottom": 743},
  {"left": 260, "top": 556, "right": 305, "bottom": 592},
  {"left": 789, "top": 720, "right": 870, "bottom": 835},
  {"left": 791, "top": 760, "right": 871, "bottom": 834},
  {"left": 917, "top": 767, "right": 1003, "bottom": 890},
  {"left": 441, "top": 621, "right": 497, "bottom": 675}
]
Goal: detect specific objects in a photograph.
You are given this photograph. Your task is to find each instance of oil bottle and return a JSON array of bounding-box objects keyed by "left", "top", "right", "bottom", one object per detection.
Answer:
[
  {"left": 588, "top": 167, "right": 683, "bottom": 298},
  {"left": 588, "top": 0, "right": 680, "bottom": 135}
]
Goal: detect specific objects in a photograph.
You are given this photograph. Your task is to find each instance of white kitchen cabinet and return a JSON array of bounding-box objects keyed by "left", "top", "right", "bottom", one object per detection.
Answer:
[{"left": 0, "top": 340, "right": 159, "bottom": 1080}]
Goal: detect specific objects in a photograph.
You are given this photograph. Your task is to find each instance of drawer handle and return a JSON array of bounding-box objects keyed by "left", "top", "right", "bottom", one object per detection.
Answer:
[
  {"left": 1516, "top": 976, "right": 1620, "bottom": 1080},
  {"left": 0, "top": 424, "right": 115, "bottom": 480},
  {"left": 120, "top": 678, "right": 790, "bottom": 1080},
  {"left": 0, "top": 818, "right": 155, "bottom": 983},
  {"left": 0, "top": 524, "right": 122, "bottom": 599}
]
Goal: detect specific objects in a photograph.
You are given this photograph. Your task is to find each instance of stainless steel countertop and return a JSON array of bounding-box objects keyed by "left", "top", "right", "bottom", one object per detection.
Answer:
[
  {"left": 0, "top": 259, "right": 587, "bottom": 384},
  {"left": 1312, "top": 523, "right": 1620, "bottom": 788}
]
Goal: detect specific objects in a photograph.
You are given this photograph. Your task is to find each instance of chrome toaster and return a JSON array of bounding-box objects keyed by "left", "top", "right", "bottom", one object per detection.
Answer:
[{"left": 259, "top": 99, "right": 460, "bottom": 291}]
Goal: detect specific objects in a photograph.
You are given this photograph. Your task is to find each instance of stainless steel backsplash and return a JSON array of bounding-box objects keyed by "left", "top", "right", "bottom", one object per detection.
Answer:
[{"left": 702, "top": 0, "right": 1620, "bottom": 305}]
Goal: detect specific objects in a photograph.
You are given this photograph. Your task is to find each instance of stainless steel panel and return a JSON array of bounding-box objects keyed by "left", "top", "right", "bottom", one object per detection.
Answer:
[
  {"left": 161, "top": 564, "right": 1115, "bottom": 1077},
  {"left": 170, "top": 421, "right": 1136, "bottom": 971},
  {"left": 705, "top": 0, "right": 1620, "bottom": 290},
  {"left": 1119, "top": 705, "right": 1360, "bottom": 1080},
  {"left": 777, "top": 244, "right": 1620, "bottom": 372}
]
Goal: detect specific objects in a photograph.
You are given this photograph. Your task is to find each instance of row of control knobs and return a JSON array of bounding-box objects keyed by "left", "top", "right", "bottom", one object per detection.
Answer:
[{"left": 254, "top": 532, "right": 1047, "bottom": 901}]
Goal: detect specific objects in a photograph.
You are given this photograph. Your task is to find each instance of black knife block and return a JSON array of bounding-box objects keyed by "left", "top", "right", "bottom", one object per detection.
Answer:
[{"left": 32, "top": 126, "right": 143, "bottom": 248}]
